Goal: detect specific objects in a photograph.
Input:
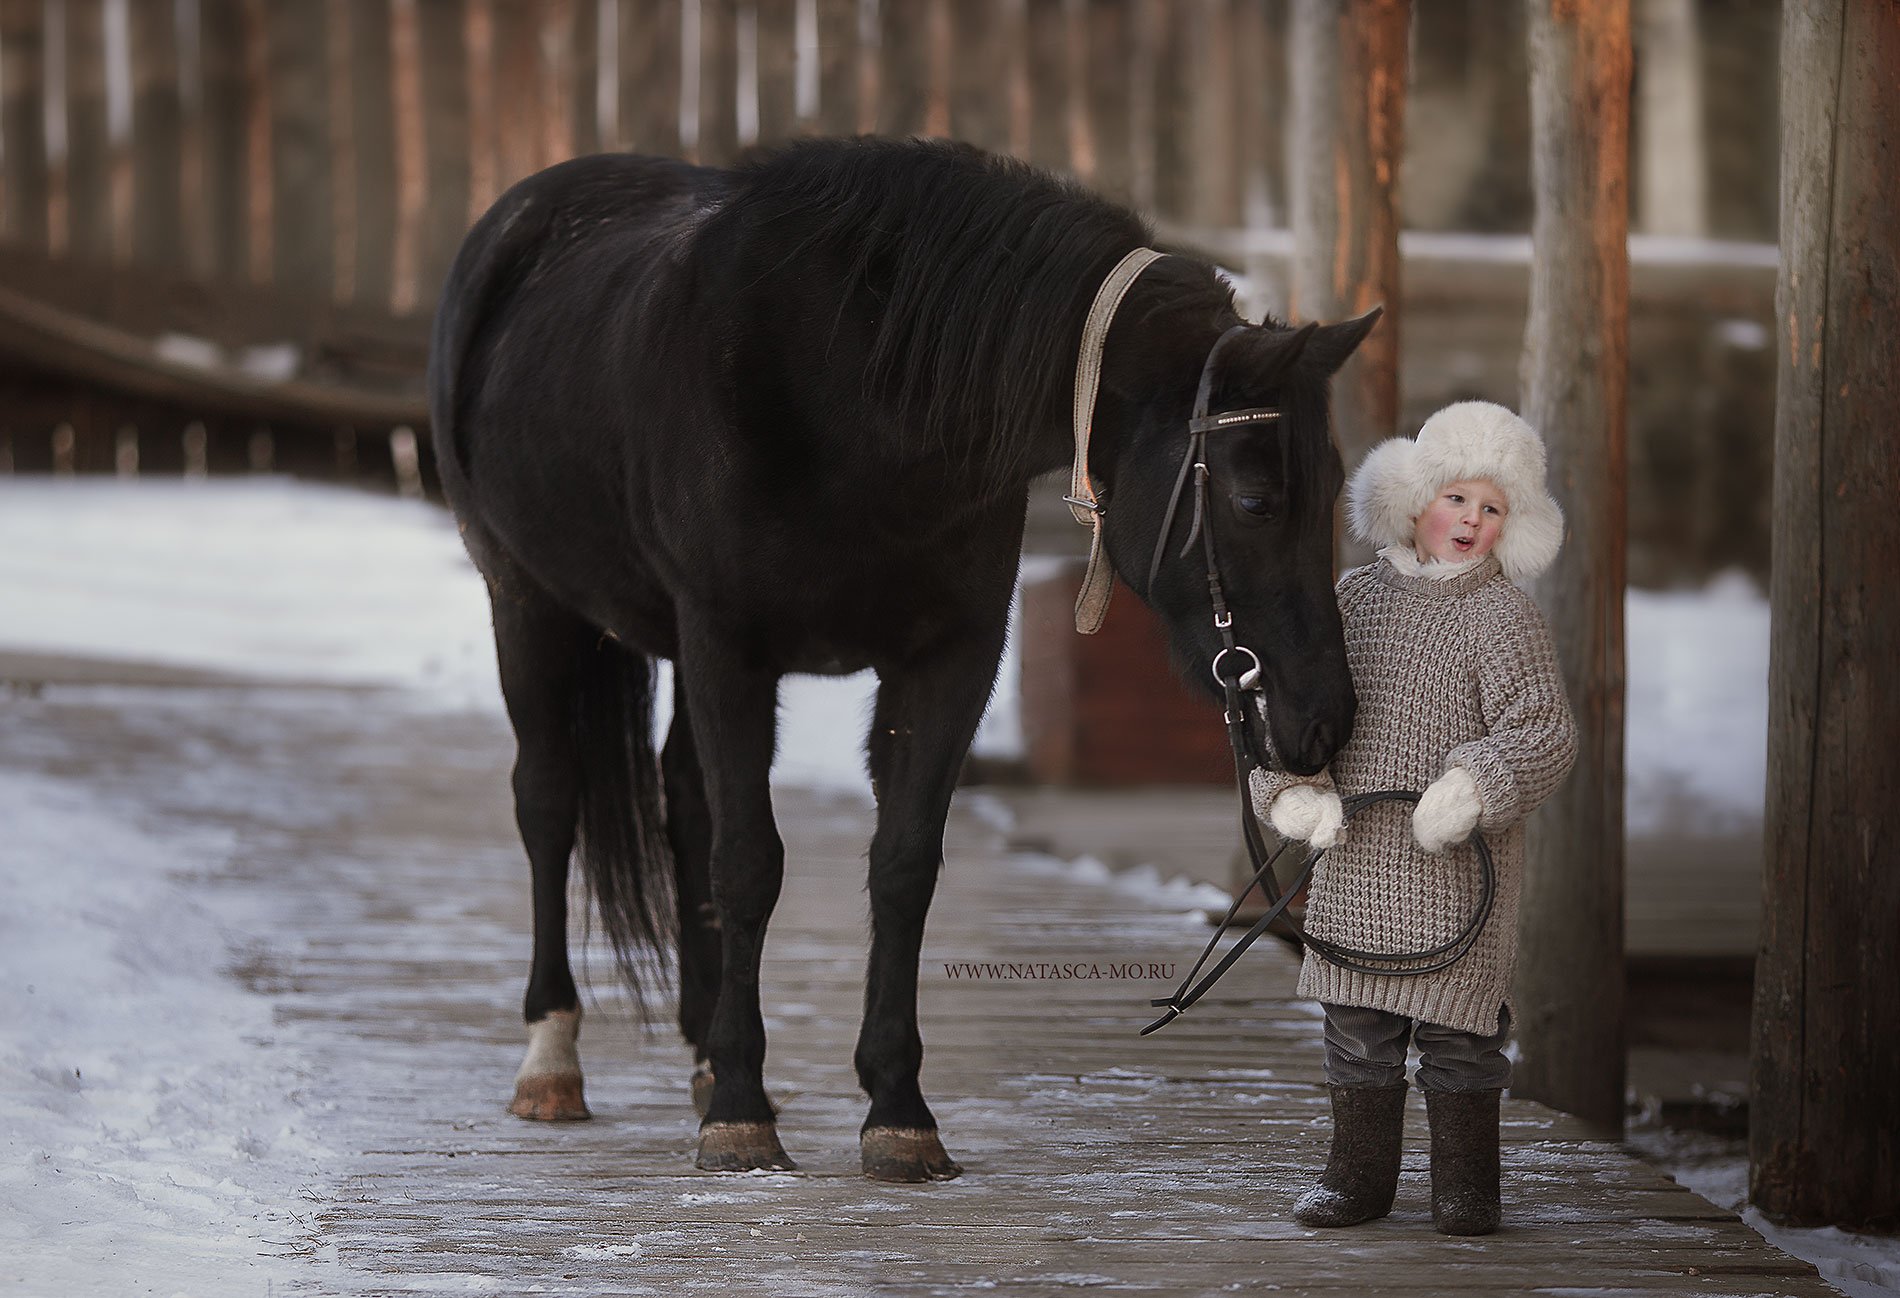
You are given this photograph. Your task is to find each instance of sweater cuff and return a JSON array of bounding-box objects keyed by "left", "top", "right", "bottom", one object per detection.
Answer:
[
  {"left": 1248, "top": 765, "right": 1334, "bottom": 825},
  {"left": 1445, "top": 743, "right": 1519, "bottom": 832}
]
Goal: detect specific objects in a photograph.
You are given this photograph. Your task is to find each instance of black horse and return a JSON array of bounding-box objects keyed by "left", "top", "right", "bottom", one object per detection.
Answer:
[{"left": 430, "top": 136, "right": 1370, "bottom": 1182}]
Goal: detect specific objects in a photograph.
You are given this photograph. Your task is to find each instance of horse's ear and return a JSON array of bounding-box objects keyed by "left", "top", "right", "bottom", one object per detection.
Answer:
[
  {"left": 1244, "top": 320, "right": 1318, "bottom": 387},
  {"left": 1303, "top": 306, "right": 1385, "bottom": 377}
]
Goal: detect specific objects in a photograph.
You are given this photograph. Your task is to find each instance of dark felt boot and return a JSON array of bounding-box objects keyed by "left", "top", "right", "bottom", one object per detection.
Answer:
[
  {"left": 1292, "top": 1083, "right": 1408, "bottom": 1227},
  {"left": 1426, "top": 1088, "right": 1502, "bottom": 1235}
]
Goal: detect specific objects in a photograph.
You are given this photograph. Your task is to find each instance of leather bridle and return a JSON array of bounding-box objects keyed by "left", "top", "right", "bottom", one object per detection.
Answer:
[{"left": 1063, "top": 250, "right": 1497, "bottom": 1036}]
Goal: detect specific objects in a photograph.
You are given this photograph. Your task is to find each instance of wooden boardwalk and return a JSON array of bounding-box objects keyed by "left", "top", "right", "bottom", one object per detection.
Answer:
[{"left": 1, "top": 666, "right": 1829, "bottom": 1296}]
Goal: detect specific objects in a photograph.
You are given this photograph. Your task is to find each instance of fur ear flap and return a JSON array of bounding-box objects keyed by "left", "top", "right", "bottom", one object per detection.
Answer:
[
  {"left": 1346, "top": 437, "right": 1427, "bottom": 550},
  {"left": 1304, "top": 306, "right": 1384, "bottom": 377}
]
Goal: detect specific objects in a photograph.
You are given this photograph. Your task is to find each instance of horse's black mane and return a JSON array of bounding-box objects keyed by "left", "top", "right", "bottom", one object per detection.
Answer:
[{"left": 718, "top": 137, "right": 1239, "bottom": 486}]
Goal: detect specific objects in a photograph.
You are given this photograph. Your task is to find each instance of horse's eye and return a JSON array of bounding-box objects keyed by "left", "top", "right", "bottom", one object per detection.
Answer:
[{"left": 1238, "top": 496, "right": 1272, "bottom": 517}]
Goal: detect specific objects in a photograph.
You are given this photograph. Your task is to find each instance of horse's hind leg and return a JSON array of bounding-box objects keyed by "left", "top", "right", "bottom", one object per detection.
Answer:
[
  {"left": 856, "top": 628, "right": 1007, "bottom": 1181},
  {"left": 662, "top": 673, "right": 722, "bottom": 1116},
  {"left": 492, "top": 589, "right": 594, "bottom": 1121},
  {"left": 674, "top": 620, "right": 794, "bottom": 1172}
]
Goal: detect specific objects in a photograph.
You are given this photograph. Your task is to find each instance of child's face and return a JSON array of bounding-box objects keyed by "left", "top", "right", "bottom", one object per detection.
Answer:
[{"left": 1413, "top": 478, "right": 1509, "bottom": 564}]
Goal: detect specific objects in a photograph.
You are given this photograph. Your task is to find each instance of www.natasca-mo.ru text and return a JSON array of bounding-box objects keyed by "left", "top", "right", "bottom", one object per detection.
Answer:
[{"left": 940, "top": 961, "right": 1177, "bottom": 980}]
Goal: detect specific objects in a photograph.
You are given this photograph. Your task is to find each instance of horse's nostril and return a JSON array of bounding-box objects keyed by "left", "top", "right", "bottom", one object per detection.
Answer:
[{"left": 1302, "top": 720, "right": 1338, "bottom": 763}]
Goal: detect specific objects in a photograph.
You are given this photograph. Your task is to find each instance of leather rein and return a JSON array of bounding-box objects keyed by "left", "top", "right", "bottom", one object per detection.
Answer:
[{"left": 1065, "top": 250, "right": 1496, "bottom": 1037}]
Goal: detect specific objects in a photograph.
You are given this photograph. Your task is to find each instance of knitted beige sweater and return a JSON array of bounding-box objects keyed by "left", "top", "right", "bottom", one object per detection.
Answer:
[{"left": 1254, "top": 554, "right": 1577, "bottom": 1036}]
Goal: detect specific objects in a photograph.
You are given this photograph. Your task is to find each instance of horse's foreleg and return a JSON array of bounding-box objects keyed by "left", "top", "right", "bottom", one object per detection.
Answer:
[
  {"left": 676, "top": 625, "right": 793, "bottom": 1171},
  {"left": 493, "top": 594, "right": 592, "bottom": 1121},
  {"left": 856, "top": 633, "right": 1005, "bottom": 1181},
  {"left": 662, "top": 673, "right": 722, "bottom": 1116}
]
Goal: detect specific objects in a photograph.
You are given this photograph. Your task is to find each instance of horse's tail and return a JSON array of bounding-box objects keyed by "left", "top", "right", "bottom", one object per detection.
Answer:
[{"left": 572, "top": 632, "right": 678, "bottom": 1011}]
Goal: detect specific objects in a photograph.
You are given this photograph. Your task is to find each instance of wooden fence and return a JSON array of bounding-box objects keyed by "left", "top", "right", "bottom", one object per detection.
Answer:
[{"left": 0, "top": 0, "right": 1300, "bottom": 487}]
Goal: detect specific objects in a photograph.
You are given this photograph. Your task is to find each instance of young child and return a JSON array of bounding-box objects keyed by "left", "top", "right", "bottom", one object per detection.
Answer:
[{"left": 1251, "top": 400, "right": 1577, "bottom": 1236}]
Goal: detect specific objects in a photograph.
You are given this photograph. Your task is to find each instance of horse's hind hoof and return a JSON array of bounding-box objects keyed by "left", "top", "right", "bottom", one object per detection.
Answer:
[
  {"left": 509, "top": 1072, "right": 590, "bottom": 1121},
  {"left": 861, "top": 1126, "right": 962, "bottom": 1182},
  {"left": 696, "top": 1121, "right": 796, "bottom": 1172}
]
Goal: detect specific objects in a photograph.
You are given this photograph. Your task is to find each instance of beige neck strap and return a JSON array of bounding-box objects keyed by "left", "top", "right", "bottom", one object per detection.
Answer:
[{"left": 1067, "top": 246, "right": 1166, "bottom": 633}]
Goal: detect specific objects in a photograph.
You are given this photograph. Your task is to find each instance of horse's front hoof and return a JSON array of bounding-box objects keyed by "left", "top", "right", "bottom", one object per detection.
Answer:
[
  {"left": 509, "top": 1072, "right": 590, "bottom": 1121},
  {"left": 861, "top": 1126, "right": 962, "bottom": 1182},
  {"left": 697, "top": 1121, "right": 796, "bottom": 1172}
]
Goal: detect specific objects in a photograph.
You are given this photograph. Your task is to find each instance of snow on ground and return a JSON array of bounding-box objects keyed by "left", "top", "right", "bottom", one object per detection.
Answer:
[
  {"left": 1, "top": 476, "right": 1760, "bottom": 827},
  {"left": 1, "top": 476, "right": 1885, "bottom": 1296}
]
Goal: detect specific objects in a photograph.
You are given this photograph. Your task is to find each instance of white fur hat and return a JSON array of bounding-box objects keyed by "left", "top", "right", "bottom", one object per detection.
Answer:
[{"left": 1346, "top": 401, "right": 1564, "bottom": 582}]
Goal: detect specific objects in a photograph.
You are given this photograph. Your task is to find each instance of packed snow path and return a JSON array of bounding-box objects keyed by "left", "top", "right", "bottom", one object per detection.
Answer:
[{"left": 0, "top": 664, "right": 1833, "bottom": 1297}]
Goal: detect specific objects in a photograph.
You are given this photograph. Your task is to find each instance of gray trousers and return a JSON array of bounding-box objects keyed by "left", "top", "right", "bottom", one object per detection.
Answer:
[{"left": 1322, "top": 1001, "right": 1512, "bottom": 1093}]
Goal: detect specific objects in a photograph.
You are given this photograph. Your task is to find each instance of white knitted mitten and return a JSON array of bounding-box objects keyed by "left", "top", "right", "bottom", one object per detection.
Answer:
[
  {"left": 1266, "top": 784, "right": 1345, "bottom": 850},
  {"left": 1413, "top": 766, "right": 1483, "bottom": 852}
]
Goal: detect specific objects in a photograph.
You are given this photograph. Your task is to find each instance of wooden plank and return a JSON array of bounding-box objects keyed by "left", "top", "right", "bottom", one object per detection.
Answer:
[
  {"left": 1232, "top": 0, "right": 1286, "bottom": 230},
  {"left": 617, "top": 0, "right": 683, "bottom": 156},
  {"left": 696, "top": 0, "right": 738, "bottom": 162},
  {"left": 876, "top": 0, "right": 931, "bottom": 136},
  {"left": 567, "top": 0, "right": 599, "bottom": 156},
  {"left": 128, "top": 0, "right": 184, "bottom": 270},
  {"left": 1182, "top": 0, "right": 1238, "bottom": 227},
  {"left": 62, "top": 0, "right": 112, "bottom": 263},
  {"left": 947, "top": 0, "right": 1007, "bottom": 153},
  {"left": 1079, "top": 0, "right": 1133, "bottom": 204},
  {"left": 1023, "top": 0, "right": 1066, "bottom": 171},
  {"left": 1753, "top": 0, "right": 1900, "bottom": 1232},
  {"left": 345, "top": 0, "right": 397, "bottom": 306},
  {"left": 806, "top": 0, "right": 855, "bottom": 137},
  {"left": 1, "top": 0, "right": 50, "bottom": 248},
  {"left": 1145, "top": 0, "right": 1186, "bottom": 213},
  {"left": 1515, "top": 0, "right": 1630, "bottom": 1135},
  {"left": 418, "top": 0, "right": 472, "bottom": 310},
  {"left": 537, "top": 0, "right": 578, "bottom": 165},
  {"left": 198, "top": 0, "right": 254, "bottom": 282},
  {"left": 754, "top": 0, "right": 798, "bottom": 140},
  {"left": 491, "top": 0, "right": 542, "bottom": 184},
  {"left": 389, "top": 0, "right": 427, "bottom": 314},
  {"left": 267, "top": 2, "right": 332, "bottom": 297}
]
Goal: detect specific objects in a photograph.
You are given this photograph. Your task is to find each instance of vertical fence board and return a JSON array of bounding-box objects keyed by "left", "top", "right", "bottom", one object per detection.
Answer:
[
  {"left": 1078, "top": 0, "right": 1131, "bottom": 203},
  {"left": 619, "top": 0, "right": 682, "bottom": 155},
  {"left": 812, "top": 0, "right": 855, "bottom": 136},
  {"left": 64, "top": 0, "right": 112, "bottom": 262},
  {"left": 1183, "top": 0, "right": 1239, "bottom": 226},
  {"left": 698, "top": 0, "right": 739, "bottom": 162},
  {"left": 241, "top": 0, "right": 272, "bottom": 283},
  {"left": 755, "top": 0, "right": 797, "bottom": 139},
  {"left": 129, "top": 0, "right": 183, "bottom": 268},
  {"left": 348, "top": 0, "right": 396, "bottom": 305},
  {"left": 568, "top": 0, "right": 599, "bottom": 154},
  {"left": 1023, "top": 0, "right": 1065, "bottom": 170},
  {"left": 1, "top": 0, "right": 50, "bottom": 247},
  {"left": 465, "top": 0, "right": 498, "bottom": 215},
  {"left": 1234, "top": 0, "right": 1286, "bottom": 229},
  {"left": 876, "top": 0, "right": 929, "bottom": 135},
  {"left": 947, "top": 0, "right": 1003, "bottom": 152},
  {"left": 493, "top": 0, "right": 543, "bottom": 184},
  {"left": 200, "top": 0, "right": 252, "bottom": 281},
  {"left": 538, "top": 0, "right": 576, "bottom": 165},
  {"left": 1146, "top": 0, "right": 1186, "bottom": 213},
  {"left": 420, "top": 0, "right": 472, "bottom": 298},
  {"left": 390, "top": 0, "right": 427, "bottom": 313},
  {"left": 268, "top": 2, "right": 332, "bottom": 297}
]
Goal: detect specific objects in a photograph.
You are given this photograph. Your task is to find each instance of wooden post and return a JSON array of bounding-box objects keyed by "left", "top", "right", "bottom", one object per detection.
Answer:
[
  {"left": 419, "top": 0, "right": 472, "bottom": 303},
  {"left": 813, "top": 0, "right": 857, "bottom": 138},
  {"left": 754, "top": 0, "right": 798, "bottom": 140},
  {"left": 948, "top": 0, "right": 1008, "bottom": 153},
  {"left": 1079, "top": 0, "right": 1133, "bottom": 205},
  {"left": 64, "top": 0, "right": 112, "bottom": 263},
  {"left": 1023, "top": 0, "right": 1066, "bottom": 172},
  {"left": 1183, "top": 0, "right": 1238, "bottom": 229},
  {"left": 619, "top": 0, "right": 683, "bottom": 155},
  {"left": 1288, "top": 0, "right": 1407, "bottom": 567},
  {"left": 1514, "top": 0, "right": 1630, "bottom": 1134},
  {"left": 200, "top": 0, "right": 256, "bottom": 283},
  {"left": 1751, "top": 0, "right": 1900, "bottom": 1232},
  {"left": 349, "top": 0, "right": 398, "bottom": 304}
]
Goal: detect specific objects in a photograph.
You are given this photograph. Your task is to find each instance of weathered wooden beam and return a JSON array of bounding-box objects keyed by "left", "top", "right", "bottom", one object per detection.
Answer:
[
  {"left": 618, "top": 0, "right": 683, "bottom": 155},
  {"left": 1514, "top": 0, "right": 1631, "bottom": 1135},
  {"left": 1751, "top": 0, "right": 1900, "bottom": 1233},
  {"left": 1288, "top": 0, "right": 1407, "bottom": 549}
]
